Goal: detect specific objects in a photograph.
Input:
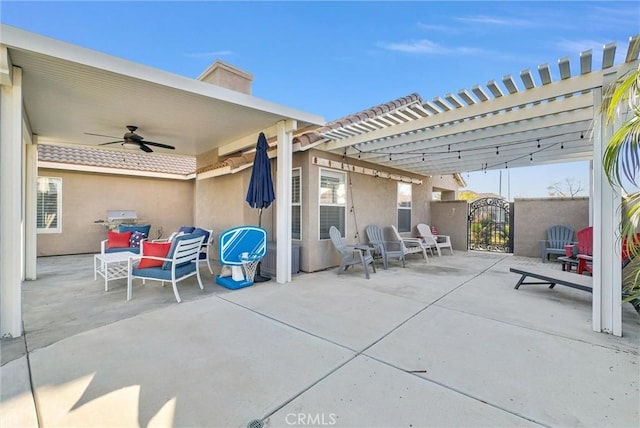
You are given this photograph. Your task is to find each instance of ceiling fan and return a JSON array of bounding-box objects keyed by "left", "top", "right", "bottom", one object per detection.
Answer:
[{"left": 85, "top": 125, "right": 175, "bottom": 153}]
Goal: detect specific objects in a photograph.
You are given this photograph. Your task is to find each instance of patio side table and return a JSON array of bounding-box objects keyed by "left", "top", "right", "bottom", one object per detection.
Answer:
[
  {"left": 557, "top": 256, "right": 579, "bottom": 272},
  {"left": 94, "top": 251, "right": 139, "bottom": 292}
]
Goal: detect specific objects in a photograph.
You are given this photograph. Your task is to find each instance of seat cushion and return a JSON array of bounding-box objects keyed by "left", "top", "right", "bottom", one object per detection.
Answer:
[
  {"left": 106, "top": 231, "right": 132, "bottom": 249},
  {"left": 132, "top": 262, "right": 196, "bottom": 280},
  {"left": 105, "top": 246, "right": 140, "bottom": 254},
  {"left": 138, "top": 242, "right": 172, "bottom": 269},
  {"left": 179, "top": 226, "right": 195, "bottom": 234}
]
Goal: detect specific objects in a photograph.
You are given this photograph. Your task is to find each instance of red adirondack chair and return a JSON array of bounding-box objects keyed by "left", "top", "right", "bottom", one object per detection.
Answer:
[
  {"left": 577, "top": 227, "right": 640, "bottom": 274},
  {"left": 576, "top": 227, "right": 593, "bottom": 274}
]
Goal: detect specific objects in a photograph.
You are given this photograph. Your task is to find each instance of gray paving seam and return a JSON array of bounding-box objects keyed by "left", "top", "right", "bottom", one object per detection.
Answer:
[
  {"left": 358, "top": 354, "right": 549, "bottom": 427},
  {"left": 433, "top": 302, "right": 640, "bottom": 356},
  {"left": 216, "top": 257, "right": 525, "bottom": 425},
  {"left": 21, "top": 321, "right": 42, "bottom": 428}
]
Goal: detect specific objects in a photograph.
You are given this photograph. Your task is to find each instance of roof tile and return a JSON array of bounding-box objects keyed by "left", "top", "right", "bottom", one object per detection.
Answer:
[{"left": 38, "top": 144, "right": 196, "bottom": 176}]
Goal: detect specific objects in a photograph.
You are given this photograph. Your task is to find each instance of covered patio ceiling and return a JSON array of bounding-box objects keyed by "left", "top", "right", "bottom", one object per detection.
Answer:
[
  {"left": 308, "top": 35, "right": 639, "bottom": 177},
  {"left": 0, "top": 25, "right": 324, "bottom": 156}
]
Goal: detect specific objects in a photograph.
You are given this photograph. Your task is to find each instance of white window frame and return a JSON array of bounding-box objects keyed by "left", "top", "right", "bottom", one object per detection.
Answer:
[
  {"left": 292, "top": 167, "right": 302, "bottom": 240},
  {"left": 37, "top": 176, "right": 62, "bottom": 234},
  {"left": 397, "top": 182, "right": 412, "bottom": 233},
  {"left": 318, "top": 168, "right": 347, "bottom": 239}
]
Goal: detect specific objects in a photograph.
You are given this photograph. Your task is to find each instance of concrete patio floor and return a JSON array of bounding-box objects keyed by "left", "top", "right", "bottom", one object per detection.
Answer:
[{"left": 1, "top": 251, "right": 639, "bottom": 427}]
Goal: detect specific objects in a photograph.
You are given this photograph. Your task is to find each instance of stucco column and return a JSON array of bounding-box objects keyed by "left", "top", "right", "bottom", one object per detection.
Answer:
[
  {"left": 25, "top": 140, "right": 38, "bottom": 280},
  {"left": 1, "top": 65, "right": 24, "bottom": 338},
  {"left": 592, "top": 83, "right": 622, "bottom": 336},
  {"left": 276, "top": 119, "right": 296, "bottom": 283}
]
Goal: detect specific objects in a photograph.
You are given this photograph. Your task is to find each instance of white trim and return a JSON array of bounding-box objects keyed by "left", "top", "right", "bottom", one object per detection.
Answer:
[{"left": 39, "top": 161, "right": 196, "bottom": 180}]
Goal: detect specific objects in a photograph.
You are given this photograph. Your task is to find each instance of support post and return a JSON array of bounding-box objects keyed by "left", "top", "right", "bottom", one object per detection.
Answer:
[
  {"left": 592, "top": 82, "right": 622, "bottom": 336},
  {"left": 25, "top": 140, "right": 38, "bottom": 280},
  {"left": 276, "top": 119, "right": 296, "bottom": 283},
  {"left": 1, "top": 66, "right": 24, "bottom": 338}
]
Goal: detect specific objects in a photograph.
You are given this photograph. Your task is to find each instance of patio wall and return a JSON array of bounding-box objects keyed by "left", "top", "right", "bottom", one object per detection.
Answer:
[
  {"left": 37, "top": 168, "right": 194, "bottom": 256},
  {"left": 430, "top": 200, "right": 469, "bottom": 251},
  {"left": 513, "top": 197, "right": 589, "bottom": 258}
]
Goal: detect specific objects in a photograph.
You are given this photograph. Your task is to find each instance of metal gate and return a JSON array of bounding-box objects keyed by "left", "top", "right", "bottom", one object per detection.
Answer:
[{"left": 468, "top": 198, "right": 513, "bottom": 253}]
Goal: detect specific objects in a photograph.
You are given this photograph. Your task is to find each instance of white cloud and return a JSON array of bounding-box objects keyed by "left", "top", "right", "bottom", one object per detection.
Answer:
[
  {"left": 377, "top": 39, "right": 485, "bottom": 56},
  {"left": 455, "top": 14, "right": 535, "bottom": 27}
]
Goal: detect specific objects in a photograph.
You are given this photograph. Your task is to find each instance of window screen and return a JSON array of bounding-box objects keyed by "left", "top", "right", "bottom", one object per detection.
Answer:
[
  {"left": 292, "top": 168, "right": 301, "bottom": 240},
  {"left": 397, "top": 182, "right": 412, "bottom": 233},
  {"left": 37, "top": 177, "right": 62, "bottom": 233},
  {"left": 319, "top": 169, "right": 346, "bottom": 239}
]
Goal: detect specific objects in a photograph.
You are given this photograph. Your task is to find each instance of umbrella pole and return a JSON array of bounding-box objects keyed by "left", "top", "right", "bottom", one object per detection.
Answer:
[{"left": 254, "top": 208, "right": 270, "bottom": 282}]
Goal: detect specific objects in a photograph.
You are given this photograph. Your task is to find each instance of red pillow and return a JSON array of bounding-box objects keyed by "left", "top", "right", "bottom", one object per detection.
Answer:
[
  {"left": 106, "top": 231, "right": 132, "bottom": 249},
  {"left": 137, "top": 242, "right": 172, "bottom": 269}
]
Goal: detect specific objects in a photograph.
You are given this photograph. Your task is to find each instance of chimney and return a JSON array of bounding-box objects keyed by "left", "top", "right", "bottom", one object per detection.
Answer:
[{"left": 197, "top": 60, "right": 253, "bottom": 95}]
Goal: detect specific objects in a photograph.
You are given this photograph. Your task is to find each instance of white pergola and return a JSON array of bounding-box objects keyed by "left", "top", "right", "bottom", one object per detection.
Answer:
[
  {"left": 1, "top": 23, "right": 638, "bottom": 338},
  {"left": 0, "top": 25, "right": 324, "bottom": 339},
  {"left": 301, "top": 35, "right": 639, "bottom": 337}
]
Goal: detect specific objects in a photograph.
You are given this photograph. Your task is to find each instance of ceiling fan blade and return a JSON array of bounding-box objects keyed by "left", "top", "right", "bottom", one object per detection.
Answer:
[
  {"left": 143, "top": 141, "right": 176, "bottom": 150},
  {"left": 85, "top": 132, "right": 121, "bottom": 139},
  {"left": 98, "top": 140, "right": 124, "bottom": 145},
  {"left": 139, "top": 143, "right": 154, "bottom": 153}
]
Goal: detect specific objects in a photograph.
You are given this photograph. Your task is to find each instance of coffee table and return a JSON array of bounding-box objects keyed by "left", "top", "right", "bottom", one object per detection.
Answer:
[{"left": 94, "top": 251, "right": 139, "bottom": 292}]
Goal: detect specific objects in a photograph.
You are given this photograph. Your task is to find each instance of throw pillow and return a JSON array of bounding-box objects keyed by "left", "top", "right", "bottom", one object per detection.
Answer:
[
  {"left": 138, "top": 242, "right": 172, "bottom": 269},
  {"left": 129, "top": 231, "right": 146, "bottom": 248},
  {"left": 192, "top": 227, "right": 211, "bottom": 244},
  {"left": 106, "top": 231, "right": 132, "bottom": 249}
]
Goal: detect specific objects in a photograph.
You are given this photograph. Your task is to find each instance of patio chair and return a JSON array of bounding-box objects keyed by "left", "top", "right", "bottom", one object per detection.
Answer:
[
  {"left": 390, "top": 225, "right": 428, "bottom": 262},
  {"left": 329, "top": 226, "right": 376, "bottom": 279},
  {"left": 575, "top": 226, "right": 593, "bottom": 274},
  {"left": 365, "top": 224, "right": 405, "bottom": 269},
  {"left": 417, "top": 223, "right": 453, "bottom": 256},
  {"left": 127, "top": 234, "right": 205, "bottom": 302},
  {"left": 153, "top": 227, "right": 215, "bottom": 275},
  {"left": 541, "top": 225, "right": 575, "bottom": 262}
]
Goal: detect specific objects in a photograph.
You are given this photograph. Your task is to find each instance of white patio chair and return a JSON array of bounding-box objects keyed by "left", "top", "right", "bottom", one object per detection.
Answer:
[
  {"left": 417, "top": 223, "right": 453, "bottom": 256},
  {"left": 390, "top": 225, "right": 428, "bottom": 262},
  {"left": 127, "top": 234, "right": 205, "bottom": 302}
]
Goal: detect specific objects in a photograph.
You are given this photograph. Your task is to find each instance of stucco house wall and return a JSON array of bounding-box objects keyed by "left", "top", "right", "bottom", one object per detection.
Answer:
[
  {"left": 299, "top": 149, "right": 439, "bottom": 272},
  {"left": 37, "top": 168, "right": 194, "bottom": 256},
  {"left": 513, "top": 197, "right": 590, "bottom": 258}
]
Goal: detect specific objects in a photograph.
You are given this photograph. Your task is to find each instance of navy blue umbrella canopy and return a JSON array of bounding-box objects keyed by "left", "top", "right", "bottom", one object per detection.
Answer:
[{"left": 246, "top": 132, "right": 275, "bottom": 226}]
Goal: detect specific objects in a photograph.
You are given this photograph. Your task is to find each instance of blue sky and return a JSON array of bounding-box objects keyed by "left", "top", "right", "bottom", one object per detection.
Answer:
[{"left": 2, "top": 1, "right": 638, "bottom": 199}]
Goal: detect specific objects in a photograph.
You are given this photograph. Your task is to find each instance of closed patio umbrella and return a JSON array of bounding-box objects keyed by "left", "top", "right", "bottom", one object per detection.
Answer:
[{"left": 245, "top": 132, "right": 275, "bottom": 281}]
